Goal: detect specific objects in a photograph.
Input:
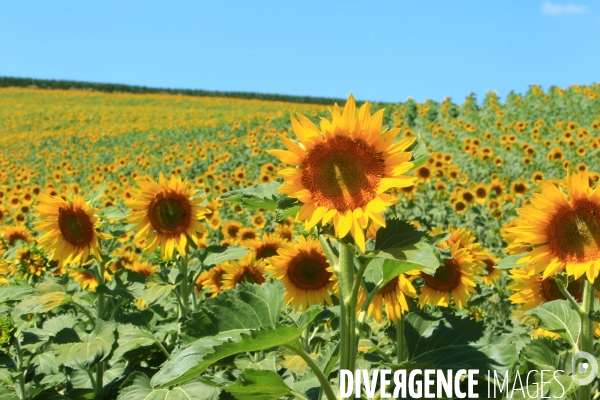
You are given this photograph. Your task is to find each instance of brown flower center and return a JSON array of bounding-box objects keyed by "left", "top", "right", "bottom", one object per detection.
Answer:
[
  {"left": 58, "top": 206, "right": 94, "bottom": 247},
  {"left": 302, "top": 136, "right": 384, "bottom": 212},
  {"left": 421, "top": 258, "right": 462, "bottom": 292},
  {"left": 379, "top": 276, "right": 399, "bottom": 296},
  {"left": 539, "top": 277, "right": 583, "bottom": 302},
  {"left": 255, "top": 243, "right": 280, "bottom": 260},
  {"left": 227, "top": 224, "right": 240, "bottom": 238},
  {"left": 148, "top": 192, "right": 192, "bottom": 235},
  {"left": 287, "top": 250, "right": 331, "bottom": 290},
  {"left": 547, "top": 199, "right": 600, "bottom": 263},
  {"left": 8, "top": 232, "right": 28, "bottom": 246},
  {"left": 237, "top": 267, "right": 265, "bottom": 285},
  {"left": 483, "top": 257, "right": 496, "bottom": 274}
]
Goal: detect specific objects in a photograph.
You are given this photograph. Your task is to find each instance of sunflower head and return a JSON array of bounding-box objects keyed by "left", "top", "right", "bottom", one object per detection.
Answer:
[
  {"left": 265, "top": 235, "right": 336, "bottom": 311},
  {"left": 510, "top": 171, "right": 600, "bottom": 282},
  {"left": 34, "top": 194, "right": 109, "bottom": 267},
  {"left": 267, "top": 94, "right": 417, "bottom": 251},
  {"left": 221, "top": 255, "right": 266, "bottom": 290},
  {"left": 418, "top": 243, "right": 478, "bottom": 309},
  {"left": 368, "top": 271, "right": 418, "bottom": 323},
  {"left": 1, "top": 226, "right": 32, "bottom": 247},
  {"left": 126, "top": 173, "right": 208, "bottom": 259}
]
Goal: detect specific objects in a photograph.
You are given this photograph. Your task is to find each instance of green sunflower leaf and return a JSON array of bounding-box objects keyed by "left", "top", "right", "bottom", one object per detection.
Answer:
[
  {"left": 52, "top": 320, "right": 116, "bottom": 369},
  {"left": 526, "top": 300, "right": 581, "bottom": 347},
  {"left": 112, "top": 324, "right": 157, "bottom": 360},
  {"left": 118, "top": 372, "right": 218, "bottom": 400},
  {"left": 153, "top": 282, "right": 319, "bottom": 388},
  {"left": 184, "top": 280, "right": 285, "bottom": 338},
  {"left": 495, "top": 253, "right": 529, "bottom": 270},
  {"left": 151, "top": 325, "right": 308, "bottom": 388},
  {"left": 14, "top": 291, "right": 71, "bottom": 317},
  {"left": 375, "top": 219, "right": 427, "bottom": 251},
  {"left": 219, "top": 181, "right": 281, "bottom": 211},
  {"left": 202, "top": 245, "right": 250, "bottom": 267},
  {"left": 224, "top": 369, "right": 294, "bottom": 400}
]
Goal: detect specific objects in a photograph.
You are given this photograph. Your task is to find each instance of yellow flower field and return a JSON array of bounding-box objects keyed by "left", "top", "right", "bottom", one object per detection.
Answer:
[{"left": 0, "top": 83, "right": 600, "bottom": 399}]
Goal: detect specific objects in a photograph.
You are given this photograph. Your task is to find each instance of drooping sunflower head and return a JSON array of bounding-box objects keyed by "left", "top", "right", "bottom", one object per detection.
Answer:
[
  {"left": 265, "top": 235, "right": 336, "bottom": 311},
  {"left": 508, "top": 266, "right": 583, "bottom": 311},
  {"left": 509, "top": 171, "right": 600, "bottom": 282},
  {"left": 70, "top": 269, "right": 103, "bottom": 292},
  {"left": 126, "top": 173, "right": 208, "bottom": 259},
  {"left": 368, "top": 270, "right": 418, "bottom": 323},
  {"left": 34, "top": 194, "right": 109, "bottom": 267},
  {"left": 267, "top": 94, "right": 417, "bottom": 251},
  {"left": 418, "top": 243, "right": 478, "bottom": 309}
]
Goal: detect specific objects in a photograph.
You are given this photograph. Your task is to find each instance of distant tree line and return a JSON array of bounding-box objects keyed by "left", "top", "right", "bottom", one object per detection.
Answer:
[{"left": 0, "top": 76, "right": 358, "bottom": 105}]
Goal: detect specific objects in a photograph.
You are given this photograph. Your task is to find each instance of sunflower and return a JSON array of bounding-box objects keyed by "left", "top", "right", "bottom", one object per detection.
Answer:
[
  {"left": 1, "top": 226, "right": 32, "bottom": 246},
  {"left": 34, "top": 194, "right": 109, "bottom": 267},
  {"left": 474, "top": 184, "right": 488, "bottom": 203},
  {"left": 0, "top": 206, "right": 8, "bottom": 224},
  {"left": 238, "top": 227, "right": 258, "bottom": 242},
  {"left": 196, "top": 265, "right": 225, "bottom": 297},
  {"left": 480, "top": 253, "right": 503, "bottom": 286},
  {"left": 126, "top": 173, "right": 208, "bottom": 259},
  {"left": 368, "top": 271, "right": 418, "bottom": 322},
  {"left": 221, "top": 255, "right": 266, "bottom": 290},
  {"left": 251, "top": 213, "right": 267, "bottom": 229},
  {"left": 8, "top": 248, "right": 46, "bottom": 279},
  {"left": 70, "top": 269, "right": 104, "bottom": 292},
  {"left": 452, "top": 200, "right": 468, "bottom": 214},
  {"left": 247, "top": 233, "right": 283, "bottom": 261},
  {"left": 509, "top": 171, "right": 600, "bottom": 281},
  {"left": 265, "top": 236, "right": 336, "bottom": 311},
  {"left": 415, "top": 165, "right": 432, "bottom": 183},
  {"left": 508, "top": 266, "right": 583, "bottom": 311},
  {"left": 127, "top": 261, "right": 158, "bottom": 277},
  {"left": 0, "top": 260, "right": 8, "bottom": 285},
  {"left": 511, "top": 181, "right": 529, "bottom": 197},
  {"left": 274, "top": 224, "right": 294, "bottom": 241},
  {"left": 267, "top": 94, "right": 416, "bottom": 252},
  {"left": 531, "top": 171, "right": 545, "bottom": 183},
  {"left": 501, "top": 217, "right": 533, "bottom": 255},
  {"left": 418, "top": 243, "right": 478, "bottom": 309},
  {"left": 221, "top": 221, "right": 242, "bottom": 241},
  {"left": 431, "top": 226, "right": 487, "bottom": 266}
]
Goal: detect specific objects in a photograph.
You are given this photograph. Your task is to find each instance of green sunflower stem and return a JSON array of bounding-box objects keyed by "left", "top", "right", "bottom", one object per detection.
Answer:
[
  {"left": 579, "top": 279, "right": 595, "bottom": 400},
  {"left": 283, "top": 340, "right": 337, "bottom": 400},
  {"left": 95, "top": 259, "right": 107, "bottom": 394},
  {"left": 396, "top": 314, "right": 406, "bottom": 364},
  {"left": 337, "top": 241, "right": 357, "bottom": 374},
  {"left": 179, "top": 254, "right": 189, "bottom": 319}
]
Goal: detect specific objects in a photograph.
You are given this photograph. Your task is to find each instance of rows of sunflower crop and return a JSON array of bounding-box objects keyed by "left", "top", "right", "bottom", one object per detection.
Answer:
[{"left": 0, "top": 85, "right": 599, "bottom": 399}]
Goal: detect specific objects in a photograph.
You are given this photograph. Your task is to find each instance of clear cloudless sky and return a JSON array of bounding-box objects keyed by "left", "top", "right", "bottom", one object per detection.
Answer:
[{"left": 0, "top": 1, "right": 599, "bottom": 103}]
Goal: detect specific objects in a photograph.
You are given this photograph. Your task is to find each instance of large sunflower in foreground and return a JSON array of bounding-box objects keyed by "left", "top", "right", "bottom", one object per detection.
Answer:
[
  {"left": 368, "top": 271, "right": 418, "bottom": 322},
  {"left": 34, "top": 194, "right": 109, "bottom": 267},
  {"left": 508, "top": 171, "right": 600, "bottom": 281},
  {"left": 126, "top": 173, "right": 208, "bottom": 259},
  {"left": 418, "top": 243, "right": 478, "bottom": 309},
  {"left": 265, "top": 236, "right": 336, "bottom": 311},
  {"left": 267, "top": 94, "right": 416, "bottom": 251}
]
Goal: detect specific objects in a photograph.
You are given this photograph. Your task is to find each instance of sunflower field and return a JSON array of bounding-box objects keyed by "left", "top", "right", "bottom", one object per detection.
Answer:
[{"left": 1, "top": 82, "right": 600, "bottom": 399}]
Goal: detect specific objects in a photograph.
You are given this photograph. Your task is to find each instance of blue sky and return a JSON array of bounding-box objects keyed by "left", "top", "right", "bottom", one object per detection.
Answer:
[{"left": 0, "top": 1, "right": 598, "bottom": 103}]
